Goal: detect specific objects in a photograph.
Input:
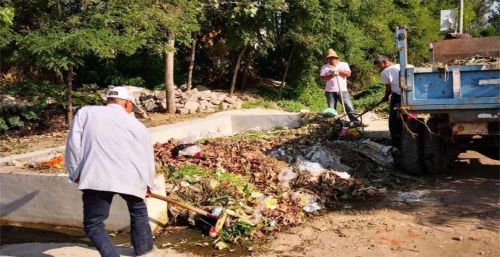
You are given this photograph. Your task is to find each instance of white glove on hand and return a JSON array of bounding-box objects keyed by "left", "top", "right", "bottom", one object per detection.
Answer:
[{"left": 329, "top": 68, "right": 340, "bottom": 76}]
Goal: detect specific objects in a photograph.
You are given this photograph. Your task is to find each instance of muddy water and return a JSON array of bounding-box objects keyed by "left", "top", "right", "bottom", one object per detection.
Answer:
[{"left": 0, "top": 222, "right": 250, "bottom": 257}]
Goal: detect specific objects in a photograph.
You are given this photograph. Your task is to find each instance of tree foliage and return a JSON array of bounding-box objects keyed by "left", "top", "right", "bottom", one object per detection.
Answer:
[{"left": 0, "top": 0, "right": 497, "bottom": 124}]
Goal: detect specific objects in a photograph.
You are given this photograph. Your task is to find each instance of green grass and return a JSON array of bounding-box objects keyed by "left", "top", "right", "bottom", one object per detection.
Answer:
[
  {"left": 242, "top": 82, "right": 389, "bottom": 115},
  {"left": 241, "top": 99, "right": 279, "bottom": 110}
]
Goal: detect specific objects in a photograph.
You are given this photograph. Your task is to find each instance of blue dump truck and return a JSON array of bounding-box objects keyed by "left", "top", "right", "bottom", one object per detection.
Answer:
[{"left": 396, "top": 27, "right": 500, "bottom": 174}]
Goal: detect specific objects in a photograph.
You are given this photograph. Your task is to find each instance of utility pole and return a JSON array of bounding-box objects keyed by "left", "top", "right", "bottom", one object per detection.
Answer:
[{"left": 459, "top": 0, "right": 464, "bottom": 34}]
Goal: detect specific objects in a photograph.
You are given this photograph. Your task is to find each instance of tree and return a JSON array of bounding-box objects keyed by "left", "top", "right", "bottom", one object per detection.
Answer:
[
  {"left": 15, "top": 0, "right": 151, "bottom": 124},
  {"left": 209, "top": 0, "right": 287, "bottom": 97},
  {"left": 149, "top": 0, "right": 199, "bottom": 113},
  {"left": 481, "top": 1, "right": 500, "bottom": 36},
  {"left": 0, "top": 7, "right": 14, "bottom": 72},
  {"left": 186, "top": 33, "right": 197, "bottom": 90}
]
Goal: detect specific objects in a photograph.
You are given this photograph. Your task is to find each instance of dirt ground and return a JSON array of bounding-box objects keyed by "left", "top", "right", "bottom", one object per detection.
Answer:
[
  {"left": 1, "top": 150, "right": 498, "bottom": 257},
  {"left": 257, "top": 150, "right": 500, "bottom": 257}
]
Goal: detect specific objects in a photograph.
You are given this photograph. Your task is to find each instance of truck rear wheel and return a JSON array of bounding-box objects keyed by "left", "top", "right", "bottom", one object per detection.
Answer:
[
  {"left": 401, "top": 119, "right": 424, "bottom": 175},
  {"left": 422, "top": 119, "right": 448, "bottom": 174}
]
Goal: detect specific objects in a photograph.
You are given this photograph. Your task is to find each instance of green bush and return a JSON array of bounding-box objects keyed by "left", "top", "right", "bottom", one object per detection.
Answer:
[
  {"left": 0, "top": 118, "right": 9, "bottom": 131},
  {"left": 0, "top": 82, "right": 105, "bottom": 134},
  {"left": 352, "top": 83, "right": 388, "bottom": 113}
]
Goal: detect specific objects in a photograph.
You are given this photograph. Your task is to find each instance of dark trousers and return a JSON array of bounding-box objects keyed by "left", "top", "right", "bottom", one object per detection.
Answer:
[
  {"left": 389, "top": 93, "right": 403, "bottom": 149},
  {"left": 82, "top": 190, "right": 153, "bottom": 257},
  {"left": 325, "top": 91, "right": 359, "bottom": 122}
]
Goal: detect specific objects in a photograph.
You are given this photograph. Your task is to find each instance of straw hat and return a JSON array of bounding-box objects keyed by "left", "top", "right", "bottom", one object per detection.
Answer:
[{"left": 325, "top": 49, "right": 339, "bottom": 59}]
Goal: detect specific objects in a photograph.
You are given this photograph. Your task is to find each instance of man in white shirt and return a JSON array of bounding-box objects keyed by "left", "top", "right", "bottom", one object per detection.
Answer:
[
  {"left": 65, "top": 86, "right": 156, "bottom": 257},
  {"left": 374, "top": 55, "right": 403, "bottom": 149},
  {"left": 320, "top": 49, "right": 366, "bottom": 127}
]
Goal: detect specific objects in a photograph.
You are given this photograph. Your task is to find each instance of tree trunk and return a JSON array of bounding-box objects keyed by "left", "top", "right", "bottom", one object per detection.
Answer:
[
  {"left": 186, "top": 36, "right": 197, "bottom": 91},
  {"left": 279, "top": 44, "right": 295, "bottom": 99},
  {"left": 165, "top": 32, "right": 176, "bottom": 114},
  {"left": 66, "top": 68, "right": 74, "bottom": 126},
  {"left": 240, "top": 48, "right": 253, "bottom": 91},
  {"left": 229, "top": 46, "right": 248, "bottom": 97}
]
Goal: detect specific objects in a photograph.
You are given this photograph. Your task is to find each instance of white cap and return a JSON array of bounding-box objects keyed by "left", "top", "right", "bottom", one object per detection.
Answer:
[{"left": 105, "top": 86, "right": 135, "bottom": 102}]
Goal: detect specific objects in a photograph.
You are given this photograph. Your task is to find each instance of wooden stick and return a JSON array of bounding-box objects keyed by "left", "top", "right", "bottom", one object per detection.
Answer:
[{"left": 150, "top": 193, "right": 217, "bottom": 219}]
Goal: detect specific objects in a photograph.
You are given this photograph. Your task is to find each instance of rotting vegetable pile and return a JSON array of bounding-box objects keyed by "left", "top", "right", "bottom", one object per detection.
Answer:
[{"left": 153, "top": 113, "right": 420, "bottom": 248}]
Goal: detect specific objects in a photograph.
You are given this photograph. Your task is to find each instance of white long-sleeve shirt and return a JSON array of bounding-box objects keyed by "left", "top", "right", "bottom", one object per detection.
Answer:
[
  {"left": 64, "top": 104, "right": 156, "bottom": 199},
  {"left": 320, "top": 62, "right": 351, "bottom": 92}
]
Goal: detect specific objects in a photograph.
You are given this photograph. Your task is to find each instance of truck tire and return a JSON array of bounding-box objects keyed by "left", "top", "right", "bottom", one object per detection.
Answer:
[
  {"left": 401, "top": 119, "right": 423, "bottom": 175},
  {"left": 422, "top": 119, "right": 448, "bottom": 174}
]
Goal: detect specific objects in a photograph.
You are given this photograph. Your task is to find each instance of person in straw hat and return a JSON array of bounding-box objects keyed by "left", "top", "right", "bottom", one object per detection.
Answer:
[{"left": 320, "top": 49, "right": 366, "bottom": 127}]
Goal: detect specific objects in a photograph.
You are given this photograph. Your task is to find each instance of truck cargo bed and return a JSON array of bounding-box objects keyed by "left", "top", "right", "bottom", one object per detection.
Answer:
[{"left": 403, "top": 64, "right": 500, "bottom": 111}]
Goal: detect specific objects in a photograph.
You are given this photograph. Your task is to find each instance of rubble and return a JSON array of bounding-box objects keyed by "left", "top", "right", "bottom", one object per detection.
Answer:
[{"left": 118, "top": 85, "right": 243, "bottom": 115}]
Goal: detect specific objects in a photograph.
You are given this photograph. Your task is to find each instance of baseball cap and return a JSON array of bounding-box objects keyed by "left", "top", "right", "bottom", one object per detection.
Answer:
[{"left": 105, "top": 86, "right": 135, "bottom": 102}]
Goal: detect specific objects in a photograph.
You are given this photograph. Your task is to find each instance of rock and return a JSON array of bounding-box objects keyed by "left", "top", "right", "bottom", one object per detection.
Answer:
[
  {"left": 154, "top": 90, "right": 166, "bottom": 101},
  {"left": 159, "top": 100, "right": 167, "bottom": 110},
  {"left": 179, "top": 84, "right": 188, "bottom": 91},
  {"left": 179, "top": 107, "right": 189, "bottom": 115},
  {"left": 132, "top": 103, "right": 148, "bottom": 118},
  {"left": 211, "top": 99, "right": 222, "bottom": 105},
  {"left": 223, "top": 97, "right": 236, "bottom": 104},
  {"left": 184, "top": 100, "right": 200, "bottom": 114},
  {"left": 221, "top": 102, "right": 232, "bottom": 111},
  {"left": 139, "top": 93, "right": 154, "bottom": 102},
  {"left": 197, "top": 91, "right": 212, "bottom": 100},
  {"left": 195, "top": 85, "right": 210, "bottom": 92},
  {"left": 143, "top": 99, "right": 157, "bottom": 112},
  {"left": 199, "top": 100, "right": 210, "bottom": 110},
  {"left": 233, "top": 100, "right": 242, "bottom": 109}
]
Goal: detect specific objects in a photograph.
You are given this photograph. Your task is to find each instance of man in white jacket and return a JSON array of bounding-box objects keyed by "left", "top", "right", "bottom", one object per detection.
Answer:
[{"left": 65, "top": 86, "right": 156, "bottom": 257}]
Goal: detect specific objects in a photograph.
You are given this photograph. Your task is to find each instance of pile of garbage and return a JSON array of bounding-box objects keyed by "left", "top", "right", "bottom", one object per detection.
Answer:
[{"left": 153, "top": 113, "right": 410, "bottom": 246}]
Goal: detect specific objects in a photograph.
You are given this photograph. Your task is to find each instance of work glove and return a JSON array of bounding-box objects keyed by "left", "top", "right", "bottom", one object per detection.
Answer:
[{"left": 329, "top": 68, "right": 340, "bottom": 76}]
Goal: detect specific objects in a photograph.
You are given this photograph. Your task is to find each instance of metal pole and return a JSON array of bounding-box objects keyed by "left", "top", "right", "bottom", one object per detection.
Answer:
[{"left": 459, "top": 0, "right": 464, "bottom": 34}]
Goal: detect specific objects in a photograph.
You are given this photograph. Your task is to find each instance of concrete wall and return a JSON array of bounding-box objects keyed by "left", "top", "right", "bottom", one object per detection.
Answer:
[
  {"left": 0, "top": 166, "right": 168, "bottom": 232},
  {"left": 0, "top": 109, "right": 300, "bottom": 231}
]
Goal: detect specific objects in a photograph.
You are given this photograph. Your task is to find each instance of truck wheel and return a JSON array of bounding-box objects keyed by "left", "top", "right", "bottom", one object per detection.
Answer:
[
  {"left": 401, "top": 119, "right": 423, "bottom": 175},
  {"left": 423, "top": 119, "right": 448, "bottom": 174}
]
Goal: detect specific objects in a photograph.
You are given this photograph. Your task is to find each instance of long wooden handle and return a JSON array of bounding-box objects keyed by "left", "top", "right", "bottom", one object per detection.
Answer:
[{"left": 150, "top": 193, "right": 216, "bottom": 218}]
